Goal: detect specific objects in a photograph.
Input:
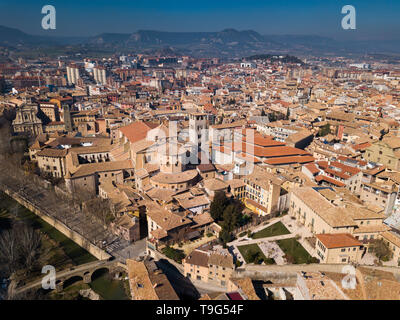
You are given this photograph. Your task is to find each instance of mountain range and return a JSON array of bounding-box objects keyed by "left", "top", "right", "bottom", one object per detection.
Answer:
[{"left": 1, "top": 25, "right": 400, "bottom": 58}]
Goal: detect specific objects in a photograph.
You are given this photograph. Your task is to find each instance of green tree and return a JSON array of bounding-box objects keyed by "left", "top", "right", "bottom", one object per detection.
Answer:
[
  {"left": 318, "top": 123, "right": 331, "bottom": 137},
  {"left": 269, "top": 112, "right": 277, "bottom": 122},
  {"left": 222, "top": 204, "right": 237, "bottom": 232},
  {"left": 370, "top": 239, "right": 392, "bottom": 262},
  {"left": 219, "top": 229, "right": 233, "bottom": 246},
  {"left": 162, "top": 246, "right": 185, "bottom": 264},
  {"left": 210, "top": 191, "right": 228, "bottom": 222}
]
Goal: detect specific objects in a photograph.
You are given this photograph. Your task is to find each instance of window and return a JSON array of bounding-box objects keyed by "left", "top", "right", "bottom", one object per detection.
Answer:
[{"left": 341, "top": 248, "right": 346, "bottom": 252}]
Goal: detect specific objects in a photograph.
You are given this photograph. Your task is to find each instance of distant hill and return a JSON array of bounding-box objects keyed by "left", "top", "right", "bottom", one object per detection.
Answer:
[
  {"left": 0, "top": 25, "right": 87, "bottom": 47},
  {"left": 0, "top": 25, "right": 36, "bottom": 44},
  {"left": 2, "top": 25, "right": 400, "bottom": 58}
]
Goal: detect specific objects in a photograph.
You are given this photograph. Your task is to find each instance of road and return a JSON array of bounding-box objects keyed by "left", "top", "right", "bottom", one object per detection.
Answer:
[{"left": 112, "top": 239, "right": 147, "bottom": 262}]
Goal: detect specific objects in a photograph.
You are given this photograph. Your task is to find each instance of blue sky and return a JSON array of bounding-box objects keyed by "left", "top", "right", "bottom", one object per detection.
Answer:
[{"left": 0, "top": 0, "right": 399, "bottom": 40}]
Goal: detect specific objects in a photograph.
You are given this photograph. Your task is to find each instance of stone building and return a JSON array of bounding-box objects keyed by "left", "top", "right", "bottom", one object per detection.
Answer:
[{"left": 12, "top": 104, "right": 43, "bottom": 136}]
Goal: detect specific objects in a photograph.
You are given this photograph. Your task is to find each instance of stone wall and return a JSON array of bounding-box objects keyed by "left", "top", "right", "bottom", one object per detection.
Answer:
[{"left": 1, "top": 186, "right": 111, "bottom": 261}]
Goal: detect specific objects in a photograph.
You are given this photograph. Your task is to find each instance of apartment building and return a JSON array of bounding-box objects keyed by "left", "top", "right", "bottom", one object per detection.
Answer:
[
  {"left": 36, "top": 148, "right": 68, "bottom": 178},
  {"left": 183, "top": 244, "right": 234, "bottom": 287},
  {"left": 145, "top": 200, "right": 193, "bottom": 244},
  {"left": 93, "top": 66, "right": 107, "bottom": 85},
  {"left": 360, "top": 181, "right": 398, "bottom": 216},
  {"left": 64, "top": 160, "right": 134, "bottom": 194},
  {"left": 38, "top": 101, "right": 60, "bottom": 122},
  {"left": 243, "top": 166, "right": 283, "bottom": 216},
  {"left": 363, "top": 137, "right": 400, "bottom": 171},
  {"left": 316, "top": 233, "right": 363, "bottom": 264},
  {"left": 314, "top": 160, "right": 363, "bottom": 194},
  {"left": 66, "top": 64, "right": 80, "bottom": 85},
  {"left": 289, "top": 187, "right": 389, "bottom": 244}
]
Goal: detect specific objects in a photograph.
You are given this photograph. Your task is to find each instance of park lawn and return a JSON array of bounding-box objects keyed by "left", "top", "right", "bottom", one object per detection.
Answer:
[
  {"left": 277, "top": 238, "right": 313, "bottom": 264},
  {"left": 237, "top": 243, "right": 274, "bottom": 264},
  {"left": 252, "top": 221, "right": 290, "bottom": 239}
]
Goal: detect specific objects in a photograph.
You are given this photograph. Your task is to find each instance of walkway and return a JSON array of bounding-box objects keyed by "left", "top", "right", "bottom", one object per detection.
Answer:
[
  {"left": 238, "top": 262, "right": 400, "bottom": 277},
  {"left": 229, "top": 233, "right": 294, "bottom": 247},
  {"left": 228, "top": 214, "right": 317, "bottom": 265}
]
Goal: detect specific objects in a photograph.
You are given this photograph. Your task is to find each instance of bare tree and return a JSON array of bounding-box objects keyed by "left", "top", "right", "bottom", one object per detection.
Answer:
[
  {"left": 0, "top": 229, "right": 18, "bottom": 275},
  {"left": 17, "top": 224, "right": 42, "bottom": 272},
  {"left": 84, "top": 197, "right": 114, "bottom": 228}
]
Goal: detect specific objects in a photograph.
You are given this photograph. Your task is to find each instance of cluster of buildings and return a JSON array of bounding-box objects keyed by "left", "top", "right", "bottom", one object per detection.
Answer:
[{"left": 3, "top": 51, "right": 400, "bottom": 299}]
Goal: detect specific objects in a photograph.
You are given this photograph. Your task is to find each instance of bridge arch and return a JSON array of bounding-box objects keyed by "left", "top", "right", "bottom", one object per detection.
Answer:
[
  {"left": 63, "top": 275, "right": 83, "bottom": 289},
  {"left": 90, "top": 267, "right": 111, "bottom": 282}
]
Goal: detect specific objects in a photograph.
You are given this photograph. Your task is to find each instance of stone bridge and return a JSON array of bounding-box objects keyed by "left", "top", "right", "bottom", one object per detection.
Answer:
[{"left": 12, "top": 259, "right": 127, "bottom": 296}]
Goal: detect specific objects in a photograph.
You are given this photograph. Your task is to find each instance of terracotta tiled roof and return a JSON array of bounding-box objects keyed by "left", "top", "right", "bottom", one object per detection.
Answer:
[
  {"left": 127, "top": 258, "right": 179, "bottom": 300},
  {"left": 184, "top": 249, "right": 209, "bottom": 268},
  {"left": 263, "top": 155, "right": 314, "bottom": 165},
  {"left": 315, "top": 175, "right": 346, "bottom": 187},
  {"left": 316, "top": 233, "right": 361, "bottom": 249},
  {"left": 36, "top": 146, "right": 68, "bottom": 158},
  {"left": 119, "top": 121, "right": 159, "bottom": 143}
]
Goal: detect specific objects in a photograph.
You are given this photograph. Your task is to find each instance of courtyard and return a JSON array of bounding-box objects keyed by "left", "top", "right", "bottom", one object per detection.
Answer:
[
  {"left": 276, "top": 238, "right": 316, "bottom": 264},
  {"left": 237, "top": 243, "right": 275, "bottom": 265},
  {"left": 251, "top": 221, "right": 291, "bottom": 239}
]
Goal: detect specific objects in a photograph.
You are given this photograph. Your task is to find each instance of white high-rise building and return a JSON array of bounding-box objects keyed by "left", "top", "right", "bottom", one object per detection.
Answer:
[
  {"left": 93, "top": 66, "right": 107, "bottom": 85},
  {"left": 66, "top": 64, "right": 80, "bottom": 85}
]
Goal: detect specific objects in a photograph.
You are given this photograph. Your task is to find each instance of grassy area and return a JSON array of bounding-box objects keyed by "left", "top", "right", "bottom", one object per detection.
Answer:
[
  {"left": 276, "top": 238, "right": 315, "bottom": 264},
  {"left": 237, "top": 244, "right": 275, "bottom": 265},
  {"left": 251, "top": 221, "right": 290, "bottom": 239},
  {"left": 162, "top": 246, "right": 185, "bottom": 264}
]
